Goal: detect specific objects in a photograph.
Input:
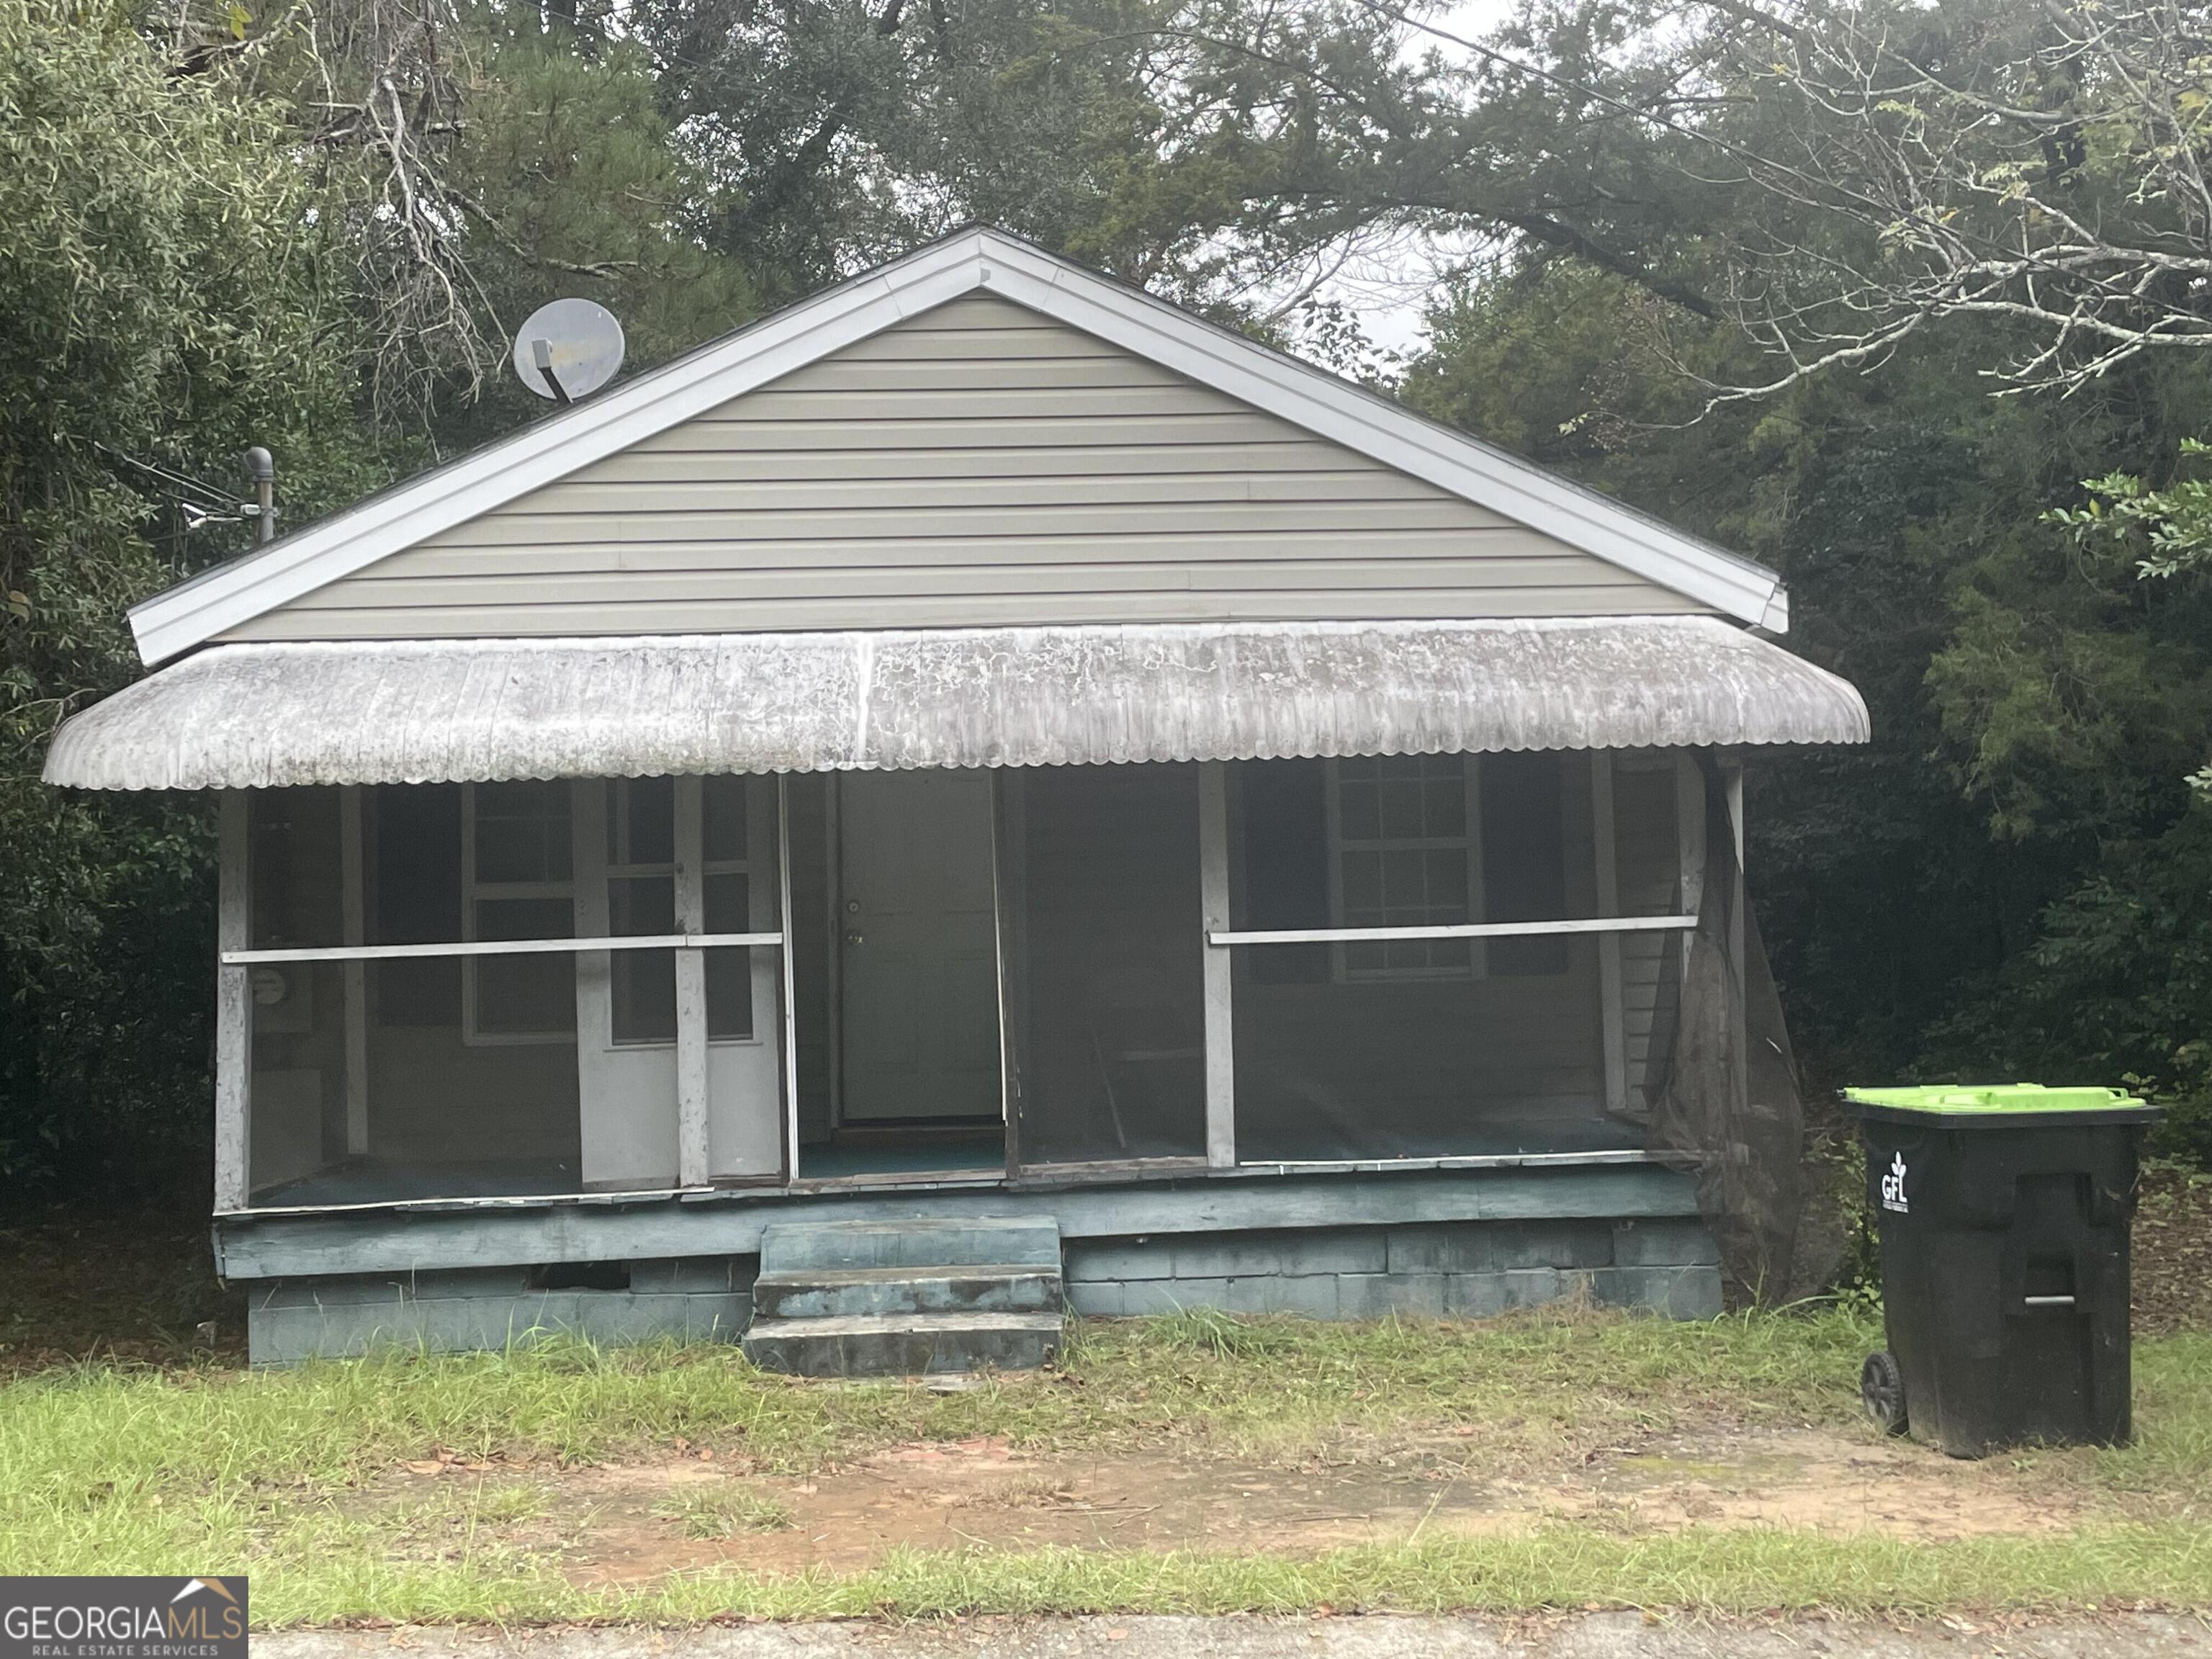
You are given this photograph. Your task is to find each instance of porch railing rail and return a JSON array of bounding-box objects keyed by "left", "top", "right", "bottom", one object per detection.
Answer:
[
  {"left": 1205, "top": 915, "right": 1696, "bottom": 947},
  {"left": 223, "top": 932, "right": 781, "bottom": 964}
]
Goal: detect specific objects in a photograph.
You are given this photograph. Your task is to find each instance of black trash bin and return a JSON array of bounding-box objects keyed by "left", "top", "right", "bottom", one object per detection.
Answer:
[{"left": 1843, "top": 1084, "right": 2161, "bottom": 1459}]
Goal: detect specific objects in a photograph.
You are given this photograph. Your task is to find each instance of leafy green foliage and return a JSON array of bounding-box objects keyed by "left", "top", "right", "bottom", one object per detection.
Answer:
[
  {"left": 0, "top": 0, "right": 758, "bottom": 1198},
  {"left": 0, "top": 0, "right": 377, "bottom": 1192}
]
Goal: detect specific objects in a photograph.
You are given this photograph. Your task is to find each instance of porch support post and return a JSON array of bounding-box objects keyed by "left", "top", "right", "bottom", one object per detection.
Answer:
[
  {"left": 992, "top": 770, "right": 1028, "bottom": 1174},
  {"left": 214, "top": 788, "right": 251, "bottom": 1212},
  {"left": 777, "top": 776, "right": 801, "bottom": 1182},
  {"left": 1198, "top": 760, "right": 1235, "bottom": 1169},
  {"left": 1589, "top": 752, "right": 1627, "bottom": 1115},
  {"left": 673, "top": 774, "right": 710, "bottom": 1189},
  {"left": 340, "top": 786, "right": 369, "bottom": 1156}
]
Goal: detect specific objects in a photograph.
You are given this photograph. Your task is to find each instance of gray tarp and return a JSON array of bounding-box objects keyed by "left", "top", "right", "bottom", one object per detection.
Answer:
[{"left": 45, "top": 617, "right": 1869, "bottom": 790}]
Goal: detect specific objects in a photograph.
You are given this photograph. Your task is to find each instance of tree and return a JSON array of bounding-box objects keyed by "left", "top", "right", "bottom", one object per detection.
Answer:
[
  {"left": 1689, "top": 0, "right": 2212, "bottom": 401},
  {"left": 0, "top": 0, "right": 379, "bottom": 1191}
]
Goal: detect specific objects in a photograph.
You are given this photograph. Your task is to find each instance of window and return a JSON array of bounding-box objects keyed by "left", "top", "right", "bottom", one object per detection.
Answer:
[
  {"left": 701, "top": 775, "right": 756, "bottom": 1040},
  {"left": 1327, "top": 755, "right": 1480, "bottom": 978},
  {"left": 605, "top": 775, "right": 756, "bottom": 1046},
  {"left": 1236, "top": 753, "right": 1572, "bottom": 984},
  {"left": 463, "top": 781, "right": 577, "bottom": 1040}
]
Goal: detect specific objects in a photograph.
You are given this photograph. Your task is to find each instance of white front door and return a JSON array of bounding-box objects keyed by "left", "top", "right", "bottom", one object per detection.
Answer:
[
  {"left": 573, "top": 775, "right": 783, "bottom": 1187},
  {"left": 837, "top": 771, "right": 1002, "bottom": 1124}
]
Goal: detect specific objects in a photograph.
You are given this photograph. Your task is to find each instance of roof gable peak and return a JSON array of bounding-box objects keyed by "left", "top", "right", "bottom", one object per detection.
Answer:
[{"left": 127, "top": 226, "right": 1784, "bottom": 665}]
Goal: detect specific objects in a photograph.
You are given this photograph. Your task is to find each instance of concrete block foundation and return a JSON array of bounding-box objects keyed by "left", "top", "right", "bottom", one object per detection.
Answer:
[{"left": 1061, "top": 1218, "right": 1722, "bottom": 1322}]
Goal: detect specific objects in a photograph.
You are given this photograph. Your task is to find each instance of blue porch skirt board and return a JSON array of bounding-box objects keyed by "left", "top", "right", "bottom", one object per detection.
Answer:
[{"left": 228, "top": 1166, "right": 1723, "bottom": 1364}]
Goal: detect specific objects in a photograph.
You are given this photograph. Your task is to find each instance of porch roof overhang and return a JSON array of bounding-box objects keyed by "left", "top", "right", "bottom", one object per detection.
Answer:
[{"left": 42, "top": 617, "right": 1869, "bottom": 792}]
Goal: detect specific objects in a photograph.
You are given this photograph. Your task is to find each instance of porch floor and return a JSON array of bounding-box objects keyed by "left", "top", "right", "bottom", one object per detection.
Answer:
[
  {"left": 795, "top": 1134, "right": 1005, "bottom": 1181},
  {"left": 252, "top": 1157, "right": 584, "bottom": 1208}
]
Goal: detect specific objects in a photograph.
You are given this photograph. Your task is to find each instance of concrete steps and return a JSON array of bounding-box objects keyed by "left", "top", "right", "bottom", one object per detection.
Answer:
[{"left": 741, "top": 1217, "right": 1064, "bottom": 1377}]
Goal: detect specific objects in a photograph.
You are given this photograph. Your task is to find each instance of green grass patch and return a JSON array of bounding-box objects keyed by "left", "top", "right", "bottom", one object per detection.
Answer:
[
  {"left": 0, "top": 1308, "right": 2207, "bottom": 1622},
  {"left": 655, "top": 1483, "right": 796, "bottom": 1539}
]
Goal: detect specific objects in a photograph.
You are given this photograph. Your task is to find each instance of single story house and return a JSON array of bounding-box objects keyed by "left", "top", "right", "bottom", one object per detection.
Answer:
[{"left": 43, "top": 228, "right": 1868, "bottom": 1368}]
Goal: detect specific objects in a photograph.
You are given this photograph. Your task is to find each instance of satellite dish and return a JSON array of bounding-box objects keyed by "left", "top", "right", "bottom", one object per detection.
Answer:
[{"left": 512, "top": 298, "right": 626, "bottom": 405}]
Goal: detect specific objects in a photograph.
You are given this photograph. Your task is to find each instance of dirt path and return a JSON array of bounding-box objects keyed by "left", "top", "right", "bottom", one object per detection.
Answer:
[
  {"left": 261, "top": 1611, "right": 2212, "bottom": 1659},
  {"left": 374, "top": 1415, "right": 2088, "bottom": 1586}
]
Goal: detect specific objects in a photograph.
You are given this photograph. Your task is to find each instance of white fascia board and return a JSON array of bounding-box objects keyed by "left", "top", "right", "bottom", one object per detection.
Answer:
[
  {"left": 971, "top": 239, "right": 1786, "bottom": 631},
  {"left": 129, "top": 236, "right": 999, "bottom": 665},
  {"left": 130, "top": 228, "right": 1786, "bottom": 665}
]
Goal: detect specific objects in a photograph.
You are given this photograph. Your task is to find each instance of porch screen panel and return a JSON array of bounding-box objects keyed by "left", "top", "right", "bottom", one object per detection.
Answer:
[
  {"left": 1014, "top": 763, "right": 1208, "bottom": 1165},
  {"left": 1226, "top": 754, "right": 1638, "bottom": 1162},
  {"left": 348, "top": 784, "right": 581, "bottom": 1203},
  {"left": 244, "top": 788, "right": 349, "bottom": 1202}
]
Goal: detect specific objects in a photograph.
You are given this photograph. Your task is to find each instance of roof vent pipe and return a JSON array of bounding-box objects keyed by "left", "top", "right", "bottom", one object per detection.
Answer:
[{"left": 241, "top": 447, "right": 275, "bottom": 544}]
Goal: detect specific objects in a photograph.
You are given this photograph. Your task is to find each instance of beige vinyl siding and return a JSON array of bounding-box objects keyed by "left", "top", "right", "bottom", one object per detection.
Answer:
[{"left": 220, "top": 296, "right": 1712, "bottom": 644}]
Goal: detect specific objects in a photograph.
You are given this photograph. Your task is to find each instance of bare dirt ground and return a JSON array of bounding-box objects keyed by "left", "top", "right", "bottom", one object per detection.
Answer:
[{"left": 370, "top": 1412, "right": 2086, "bottom": 1586}]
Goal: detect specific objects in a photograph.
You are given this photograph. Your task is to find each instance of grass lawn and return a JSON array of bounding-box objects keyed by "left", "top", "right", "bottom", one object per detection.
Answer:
[{"left": 1, "top": 1303, "right": 2209, "bottom": 1624}]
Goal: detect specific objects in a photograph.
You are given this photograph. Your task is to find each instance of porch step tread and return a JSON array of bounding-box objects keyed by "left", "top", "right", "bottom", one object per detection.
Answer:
[
  {"left": 754, "top": 1264, "right": 1056, "bottom": 1288},
  {"left": 759, "top": 1215, "right": 1061, "bottom": 1274},
  {"left": 739, "top": 1308, "right": 1064, "bottom": 1378},
  {"left": 745, "top": 1310, "right": 1065, "bottom": 1340},
  {"left": 752, "top": 1264, "right": 1063, "bottom": 1321}
]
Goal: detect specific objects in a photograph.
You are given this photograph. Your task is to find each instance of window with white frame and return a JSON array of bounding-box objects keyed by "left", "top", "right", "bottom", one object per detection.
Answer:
[
  {"left": 700, "top": 775, "right": 758, "bottom": 1040},
  {"left": 1326, "top": 754, "right": 1481, "bottom": 979},
  {"left": 462, "top": 781, "right": 577, "bottom": 1040},
  {"left": 605, "top": 775, "right": 757, "bottom": 1046}
]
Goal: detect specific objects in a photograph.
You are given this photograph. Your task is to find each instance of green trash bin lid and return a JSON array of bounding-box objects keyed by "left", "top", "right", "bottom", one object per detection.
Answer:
[{"left": 1843, "top": 1082, "right": 2158, "bottom": 1123}]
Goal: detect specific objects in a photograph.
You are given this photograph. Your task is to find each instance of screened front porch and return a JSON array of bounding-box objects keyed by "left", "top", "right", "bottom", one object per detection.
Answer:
[{"left": 229, "top": 749, "right": 1709, "bottom": 1212}]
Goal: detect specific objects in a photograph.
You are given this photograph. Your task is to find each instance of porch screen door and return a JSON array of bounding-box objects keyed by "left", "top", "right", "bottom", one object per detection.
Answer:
[
  {"left": 573, "top": 775, "right": 783, "bottom": 1186},
  {"left": 837, "top": 770, "right": 1001, "bottom": 1123}
]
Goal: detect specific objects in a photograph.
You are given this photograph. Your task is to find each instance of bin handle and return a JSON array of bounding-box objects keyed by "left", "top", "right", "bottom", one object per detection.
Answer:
[{"left": 2023, "top": 1294, "right": 2077, "bottom": 1308}]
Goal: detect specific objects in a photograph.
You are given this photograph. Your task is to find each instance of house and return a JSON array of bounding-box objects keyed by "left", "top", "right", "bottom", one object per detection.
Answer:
[{"left": 42, "top": 228, "right": 1868, "bottom": 1368}]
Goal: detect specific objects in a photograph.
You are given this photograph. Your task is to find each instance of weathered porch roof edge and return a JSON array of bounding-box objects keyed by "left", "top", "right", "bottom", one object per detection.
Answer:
[
  {"left": 126, "top": 228, "right": 1791, "bottom": 667},
  {"left": 45, "top": 616, "right": 1869, "bottom": 791}
]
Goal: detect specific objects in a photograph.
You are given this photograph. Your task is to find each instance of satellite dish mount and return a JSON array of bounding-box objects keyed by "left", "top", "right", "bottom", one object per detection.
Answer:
[{"left": 513, "top": 299, "right": 626, "bottom": 405}]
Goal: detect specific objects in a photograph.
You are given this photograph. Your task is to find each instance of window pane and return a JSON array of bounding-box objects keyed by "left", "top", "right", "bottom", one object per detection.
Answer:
[
  {"left": 612, "top": 777, "right": 675, "bottom": 868},
  {"left": 1380, "top": 848, "right": 1427, "bottom": 913},
  {"left": 704, "top": 871, "right": 753, "bottom": 1040},
  {"left": 1377, "top": 776, "right": 1424, "bottom": 840},
  {"left": 610, "top": 875, "right": 675, "bottom": 1046},
  {"left": 611, "top": 875, "right": 675, "bottom": 937},
  {"left": 475, "top": 781, "right": 571, "bottom": 884},
  {"left": 476, "top": 896, "right": 571, "bottom": 940},
  {"left": 703, "top": 775, "right": 750, "bottom": 863}
]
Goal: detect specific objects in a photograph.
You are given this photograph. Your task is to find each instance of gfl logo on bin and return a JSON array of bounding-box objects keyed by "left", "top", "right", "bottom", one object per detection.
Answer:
[{"left": 1879, "top": 1152, "right": 1910, "bottom": 1214}]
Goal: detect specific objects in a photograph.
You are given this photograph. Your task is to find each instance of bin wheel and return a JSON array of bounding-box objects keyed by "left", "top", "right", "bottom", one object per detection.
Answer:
[{"left": 1861, "top": 1351, "right": 1908, "bottom": 1436}]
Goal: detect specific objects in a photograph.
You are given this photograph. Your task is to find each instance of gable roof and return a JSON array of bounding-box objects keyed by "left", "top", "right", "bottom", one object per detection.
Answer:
[{"left": 127, "top": 228, "right": 1789, "bottom": 666}]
